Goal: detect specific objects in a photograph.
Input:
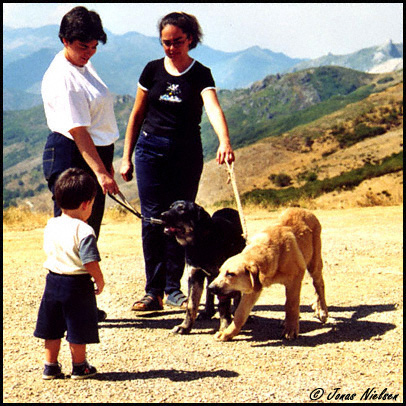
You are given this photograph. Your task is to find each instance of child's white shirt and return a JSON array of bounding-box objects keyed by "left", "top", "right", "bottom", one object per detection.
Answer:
[{"left": 43, "top": 214, "right": 100, "bottom": 275}]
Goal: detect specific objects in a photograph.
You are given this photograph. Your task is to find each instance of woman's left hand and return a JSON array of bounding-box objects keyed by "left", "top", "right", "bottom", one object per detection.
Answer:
[{"left": 216, "top": 143, "right": 235, "bottom": 165}]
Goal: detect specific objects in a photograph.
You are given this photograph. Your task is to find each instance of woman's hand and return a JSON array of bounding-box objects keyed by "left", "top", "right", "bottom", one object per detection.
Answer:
[
  {"left": 216, "top": 143, "right": 235, "bottom": 165},
  {"left": 96, "top": 172, "right": 119, "bottom": 195},
  {"left": 69, "top": 126, "right": 119, "bottom": 195},
  {"left": 120, "top": 160, "right": 134, "bottom": 182},
  {"left": 120, "top": 87, "right": 148, "bottom": 182}
]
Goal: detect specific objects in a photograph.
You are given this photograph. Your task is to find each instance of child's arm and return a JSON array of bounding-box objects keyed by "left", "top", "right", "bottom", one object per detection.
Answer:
[{"left": 84, "top": 261, "right": 105, "bottom": 295}]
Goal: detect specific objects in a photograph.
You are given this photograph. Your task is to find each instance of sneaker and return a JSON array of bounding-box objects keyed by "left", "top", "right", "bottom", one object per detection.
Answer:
[
  {"left": 42, "top": 362, "right": 64, "bottom": 380},
  {"left": 164, "top": 291, "right": 187, "bottom": 309},
  {"left": 71, "top": 360, "right": 97, "bottom": 380}
]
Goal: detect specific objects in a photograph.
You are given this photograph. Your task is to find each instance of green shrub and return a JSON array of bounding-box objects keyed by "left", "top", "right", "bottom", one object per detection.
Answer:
[
  {"left": 297, "top": 170, "right": 318, "bottom": 183},
  {"left": 305, "top": 172, "right": 318, "bottom": 182},
  {"left": 336, "top": 123, "right": 386, "bottom": 148},
  {"left": 236, "top": 151, "right": 403, "bottom": 208},
  {"left": 269, "top": 173, "right": 293, "bottom": 187},
  {"left": 377, "top": 76, "right": 394, "bottom": 84}
]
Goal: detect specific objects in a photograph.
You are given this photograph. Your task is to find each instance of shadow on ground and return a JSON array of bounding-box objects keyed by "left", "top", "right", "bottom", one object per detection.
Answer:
[
  {"left": 95, "top": 368, "right": 239, "bottom": 382},
  {"left": 99, "top": 303, "right": 398, "bottom": 347}
]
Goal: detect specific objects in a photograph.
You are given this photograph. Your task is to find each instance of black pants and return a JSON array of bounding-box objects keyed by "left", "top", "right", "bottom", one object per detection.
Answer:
[
  {"left": 135, "top": 131, "right": 204, "bottom": 298},
  {"left": 42, "top": 132, "right": 114, "bottom": 239}
]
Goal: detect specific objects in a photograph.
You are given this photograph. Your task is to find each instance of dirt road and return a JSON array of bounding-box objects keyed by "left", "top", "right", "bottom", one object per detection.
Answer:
[{"left": 3, "top": 205, "right": 403, "bottom": 403}]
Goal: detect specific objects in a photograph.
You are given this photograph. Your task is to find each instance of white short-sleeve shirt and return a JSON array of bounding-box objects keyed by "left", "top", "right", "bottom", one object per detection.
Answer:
[
  {"left": 43, "top": 215, "right": 100, "bottom": 275},
  {"left": 41, "top": 50, "right": 119, "bottom": 146}
]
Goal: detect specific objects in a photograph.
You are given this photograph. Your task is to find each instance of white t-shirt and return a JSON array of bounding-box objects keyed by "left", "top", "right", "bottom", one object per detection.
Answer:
[
  {"left": 42, "top": 50, "right": 119, "bottom": 146},
  {"left": 43, "top": 215, "right": 101, "bottom": 275}
]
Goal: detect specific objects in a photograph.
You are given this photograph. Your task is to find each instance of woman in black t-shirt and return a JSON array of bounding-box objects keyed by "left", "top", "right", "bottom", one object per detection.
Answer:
[{"left": 120, "top": 12, "right": 235, "bottom": 311}]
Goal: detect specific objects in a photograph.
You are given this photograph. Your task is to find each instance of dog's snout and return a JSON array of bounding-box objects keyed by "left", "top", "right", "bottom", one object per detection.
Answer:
[
  {"left": 160, "top": 208, "right": 175, "bottom": 223},
  {"left": 207, "top": 281, "right": 220, "bottom": 294},
  {"left": 159, "top": 213, "right": 168, "bottom": 226}
]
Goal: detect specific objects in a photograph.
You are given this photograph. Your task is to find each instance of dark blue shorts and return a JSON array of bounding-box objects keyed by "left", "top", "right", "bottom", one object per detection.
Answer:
[{"left": 34, "top": 272, "right": 99, "bottom": 344}]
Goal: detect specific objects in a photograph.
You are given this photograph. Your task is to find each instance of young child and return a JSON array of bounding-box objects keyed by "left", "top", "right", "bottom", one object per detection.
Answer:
[{"left": 34, "top": 168, "right": 105, "bottom": 380}]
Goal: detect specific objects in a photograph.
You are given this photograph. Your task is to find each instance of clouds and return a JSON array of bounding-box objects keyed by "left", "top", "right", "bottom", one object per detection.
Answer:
[{"left": 3, "top": 3, "right": 403, "bottom": 59}]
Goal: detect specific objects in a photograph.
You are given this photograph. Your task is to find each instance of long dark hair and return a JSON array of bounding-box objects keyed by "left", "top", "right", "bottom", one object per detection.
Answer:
[
  {"left": 59, "top": 6, "right": 107, "bottom": 44},
  {"left": 158, "top": 12, "right": 203, "bottom": 50}
]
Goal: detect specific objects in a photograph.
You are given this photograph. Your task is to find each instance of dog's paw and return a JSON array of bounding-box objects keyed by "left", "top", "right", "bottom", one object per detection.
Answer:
[
  {"left": 312, "top": 301, "right": 328, "bottom": 323},
  {"left": 282, "top": 326, "right": 299, "bottom": 340},
  {"left": 171, "top": 325, "right": 191, "bottom": 335},
  {"left": 218, "top": 318, "right": 232, "bottom": 332},
  {"left": 214, "top": 331, "right": 232, "bottom": 341},
  {"left": 316, "top": 310, "right": 328, "bottom": 324}
]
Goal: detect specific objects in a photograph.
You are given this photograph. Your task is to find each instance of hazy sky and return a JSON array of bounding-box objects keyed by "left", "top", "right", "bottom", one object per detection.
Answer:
[{"left": 3, "top": 3, "right": 404, "bottom": 59}]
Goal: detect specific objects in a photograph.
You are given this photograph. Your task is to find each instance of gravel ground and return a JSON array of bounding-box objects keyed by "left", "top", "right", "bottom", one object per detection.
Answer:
[{"left": 3, "top": 206, "right": 403, "bottom": 403}]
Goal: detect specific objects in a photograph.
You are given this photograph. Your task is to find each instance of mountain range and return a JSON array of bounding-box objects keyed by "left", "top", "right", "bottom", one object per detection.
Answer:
[
  {"left": 3, "top": 25, "right": 403, "bottom": 111},
  {"left": 3, "top": 25, "right": 303, "bottom": 110},
  {"left": 289, "top": 39, "right": 403, "bottom": 73}
]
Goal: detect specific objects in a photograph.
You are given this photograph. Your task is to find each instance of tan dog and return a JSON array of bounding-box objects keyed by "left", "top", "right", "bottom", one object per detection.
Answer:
[{"left": 208, "top": 208, "right": 328, "bottom": 341}]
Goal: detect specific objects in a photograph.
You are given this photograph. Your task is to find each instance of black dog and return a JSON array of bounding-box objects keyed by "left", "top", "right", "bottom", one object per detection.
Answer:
[{"left": 161, "top": 201, "right": 246, "bottom": 334}]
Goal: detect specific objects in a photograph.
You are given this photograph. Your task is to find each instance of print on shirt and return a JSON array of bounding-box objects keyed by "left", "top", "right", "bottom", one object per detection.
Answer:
[{"left": 159, "top": 83, "right": 182, "bottom": 103}]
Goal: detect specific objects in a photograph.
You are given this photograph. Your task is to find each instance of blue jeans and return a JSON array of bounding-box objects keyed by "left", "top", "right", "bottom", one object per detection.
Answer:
[
  {"left": 42, "top": 132, "right": 114, "bottom": 239},
  {"left": 135, "top": 131, "right": 203, "bottom": 298}
]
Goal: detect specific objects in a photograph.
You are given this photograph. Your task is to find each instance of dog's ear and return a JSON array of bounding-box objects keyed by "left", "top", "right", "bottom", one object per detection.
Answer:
[
  {"left": 246, "top": 262, "right": 262, "bottom": 292},
  {"left": 195, "top": 205, "right": 211, "bottom": 228}
]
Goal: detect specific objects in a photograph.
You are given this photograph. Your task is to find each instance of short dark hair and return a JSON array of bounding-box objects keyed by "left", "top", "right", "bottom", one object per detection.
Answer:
[
  {"left": 54, "top": 168, "right": 97, "bottom": 210},
  {"left": 59, "top": 6, "right": 107, "bottom": 44},
  {"left": 158, "top": 12, "right": 203, "bottom": 50}
]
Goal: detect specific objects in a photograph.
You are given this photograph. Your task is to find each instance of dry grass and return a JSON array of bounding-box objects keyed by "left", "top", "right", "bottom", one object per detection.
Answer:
[
  {"left": 3, "top": 171, "right": 403, "bottom": 233},
  {"left": 3, "top": 207, "right": 51, "bottom": 231},
  {"left": 2, "top": 203, "right": 140, "bottom": 230}
]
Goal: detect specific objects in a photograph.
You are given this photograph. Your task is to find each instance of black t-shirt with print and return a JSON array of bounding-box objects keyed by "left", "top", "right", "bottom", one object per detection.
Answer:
[{"left": 139, "top": 58, "right": 215, "bottom": 138}]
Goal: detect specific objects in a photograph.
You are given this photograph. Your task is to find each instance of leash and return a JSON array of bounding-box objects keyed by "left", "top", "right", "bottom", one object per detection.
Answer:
[
  {"left": 225, "top": 161, "right": 248, "bottom": 240},
  {"left": 108, "top": 191, "right": 164, "bottom": 225}
]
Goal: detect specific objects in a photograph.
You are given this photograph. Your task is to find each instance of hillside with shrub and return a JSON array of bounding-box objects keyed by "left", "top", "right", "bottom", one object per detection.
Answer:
[
  {"left": 201, "top": 67, "right": 401, "bottom": 159},
  {"left": 197, "top": 78, "right": 403, "bottom": 208},
  {"left": 3, "top": 67, "right": 403, "bottom": 210}
]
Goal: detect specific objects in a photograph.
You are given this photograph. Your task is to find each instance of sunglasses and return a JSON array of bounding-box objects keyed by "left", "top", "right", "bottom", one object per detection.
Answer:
[{"left": 161, "top": 36, "right": 188, "bottom": 48}]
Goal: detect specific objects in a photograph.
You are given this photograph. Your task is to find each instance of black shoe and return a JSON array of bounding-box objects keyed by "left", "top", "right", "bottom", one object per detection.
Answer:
[
  {"left": 97, "top": 308, "right": 107, "bottom": 322},
  {"left": 42, "top": 362, "right": 64, "bottom": 380},
  {"left": 71, "top": 360, "right": 97, "bottom": 380}
]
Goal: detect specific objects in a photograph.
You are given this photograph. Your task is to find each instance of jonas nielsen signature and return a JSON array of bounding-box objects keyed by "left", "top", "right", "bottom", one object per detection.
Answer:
[{"left": 310, "top": 387, "right": 400, "bottom": 401}]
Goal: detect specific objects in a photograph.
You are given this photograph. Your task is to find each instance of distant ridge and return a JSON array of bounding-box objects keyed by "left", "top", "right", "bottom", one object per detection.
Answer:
[
  {"left": 3, "top": 26, "right": 403, "bottom": 111},
  {"left": 3, "top": 25, "right": 304, "bottom": 110},
  {"left": 289, "top": 39, "right": 403, "bottom": 73}
]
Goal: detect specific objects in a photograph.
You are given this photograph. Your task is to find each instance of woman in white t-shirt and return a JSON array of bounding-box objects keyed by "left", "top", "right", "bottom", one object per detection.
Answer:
[{"left": 42, "top": 6, "right": 119, "bottom": 239}]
